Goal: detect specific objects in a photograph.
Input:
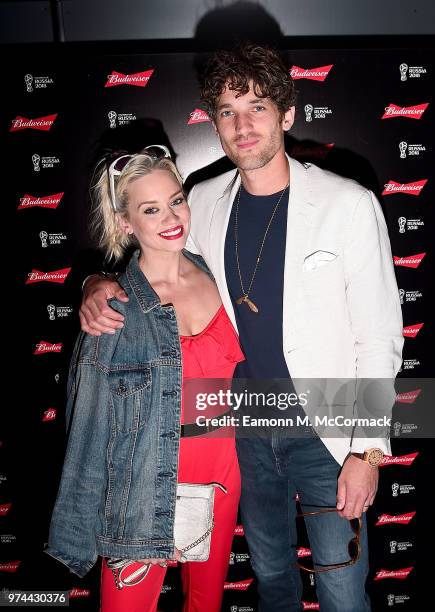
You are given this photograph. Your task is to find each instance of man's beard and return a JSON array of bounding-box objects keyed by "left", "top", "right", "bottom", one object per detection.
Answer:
[{"left": 224, "top": 128, "right": 282, "bottom": 171}]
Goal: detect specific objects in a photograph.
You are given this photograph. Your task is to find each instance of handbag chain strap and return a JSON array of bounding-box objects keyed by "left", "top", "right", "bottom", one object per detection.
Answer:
[{"left": 179, "top": 519, "right": 214, "bottom": 553}]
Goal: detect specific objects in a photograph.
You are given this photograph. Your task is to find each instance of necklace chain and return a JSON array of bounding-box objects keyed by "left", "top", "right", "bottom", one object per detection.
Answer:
[{"left": 234, "top": 182, "right": 289, "bottom": 307}]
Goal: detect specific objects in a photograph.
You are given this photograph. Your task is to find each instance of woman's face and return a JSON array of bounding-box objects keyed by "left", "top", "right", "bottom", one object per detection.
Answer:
[{"left": 118, "top": 169, "right": 190, "bottom": 255}]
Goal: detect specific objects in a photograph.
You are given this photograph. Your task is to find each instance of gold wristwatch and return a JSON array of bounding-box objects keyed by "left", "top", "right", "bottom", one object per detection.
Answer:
[{"left": 351, "top": 448, "right": 384, "bottom": 467}]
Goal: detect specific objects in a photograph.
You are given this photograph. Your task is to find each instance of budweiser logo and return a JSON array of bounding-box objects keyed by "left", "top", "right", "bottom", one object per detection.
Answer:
[
  {"left": 17, "top": 192, "right": 64, "bottom": 210},
  {"left": 403, "top": 323, "right": 424, "bottom": 338},
  {"left": 187, "top": 108, "right": 211, "bottom": 125},
  {"left": 234, "top": 525, "right": 245, "bottom": 536},
  {"left": 302, "top": 603, "right": 320, "bottom": 610},
  {"left": 292, "top": 142, "right": 334, "bottom": 160},
  {"left": 376, "top": 512, "right": 416, "bottom": 526},
  {"left": 382, "top": 103, "right": 428, "bottom": 119},
  {"left": 382, "top": 179, "right": 427, "bottom": 196},
  {"left": 26, "top": 267, "right": 71, "bottom": 284},
  {"left": 374, "top": 567, "right": 413, "bottom": 581},
  {"left": 297, "top": 547, "right": 312, "bottom": 558},
  {"left": 69, "top": 589, "right": 91, "bottom": 598},
  {"left": 105, "top": 69, "right": 154, "bottom": 88},
  {"left": 396, "top": 389, "right": 421, "bottom": 404},
  {"left": 381, "top": 452, "right": 419, "bottom": 466},
  {"left": 0, "top": 503, "right": 12, "bottom": 516},
  {"left": 10, "top": 113, "right": 58, "bottom": 132},
  {"left": 224, "top": 579, "right": 254, "bottom": 591},
  {"left": 34, "top": 341, "right": 63, "bottom": 355},
  {"left": 0, "top": 561, "right": 21, "bottom": 572},
  {"left": 394, "top": 253, "right": 426, "bottom": 268},
  {"left": 42, "top": 408, "right": 57, "bottom": 422},
  {"left": 290, "top": 64, "right": 333, "bottom": 81}
]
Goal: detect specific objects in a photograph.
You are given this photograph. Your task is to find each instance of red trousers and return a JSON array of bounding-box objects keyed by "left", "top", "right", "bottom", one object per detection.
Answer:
[{"left": 100, "top": 437, "right": 240, "bottom": 612}]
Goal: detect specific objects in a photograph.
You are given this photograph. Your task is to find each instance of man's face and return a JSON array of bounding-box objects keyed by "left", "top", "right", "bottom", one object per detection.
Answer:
[{"left": 213, "top": 81, "right": 295, "bottom": 171}]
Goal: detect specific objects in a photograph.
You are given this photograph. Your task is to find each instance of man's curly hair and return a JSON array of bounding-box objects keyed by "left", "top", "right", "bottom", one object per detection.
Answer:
[{"left": 200, "top": 44, "right": 296, "bottom": 121}]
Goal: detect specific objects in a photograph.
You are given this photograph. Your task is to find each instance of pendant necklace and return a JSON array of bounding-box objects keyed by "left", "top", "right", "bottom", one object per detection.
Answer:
[{"left": 234, "top": 181, "right": 289, "bottom": 314}]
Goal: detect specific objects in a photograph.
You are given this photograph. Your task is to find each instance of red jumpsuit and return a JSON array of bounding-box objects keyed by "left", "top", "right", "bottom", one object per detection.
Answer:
[{"left": 100, "top": 305, "right": 244, "bottom": 611}]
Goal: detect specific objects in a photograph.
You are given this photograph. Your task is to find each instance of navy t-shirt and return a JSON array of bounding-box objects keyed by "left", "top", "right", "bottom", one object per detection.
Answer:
[{"left": 224, "top": 185, "right": 291, "bottom": 379}]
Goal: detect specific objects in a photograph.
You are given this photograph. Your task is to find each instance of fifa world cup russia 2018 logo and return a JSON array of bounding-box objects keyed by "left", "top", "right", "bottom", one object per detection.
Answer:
[
  {"left": 399, "top": 142, "right": 408, "bottom": 159},
  {"left": 399, "top": 289, "right": 405, "bottom": 305},
  {"left": 398, "top": 217, "right": 406, "bottom": 234},
  {"left": 108, "top": 110, "right": 117, "bottom": 128},
  {"left": 399, "top": 63, "right": 408, "bottom": 81},
  {"left": 389, "top": 540, "right": 397, "bottom": 554},
  {"left": 32, "top": 154, "right": 41, "bottom": 172},
  {"left": 391, "top": 482, "right": 399, "bottom": 497},
  {"left": 24, "top": 74, "right": 33, "bottom": 92},
  {"left": 393, "top": 421, "right": 401, "bottom": 437},
  {"left": 304, "top": 104, "right": 313, "bottom": 122},
  {"left": 47, "top": 304, "right": 56, "bottom": 321},
  {"left": 39, "top": 231, "right": 48, "bottom": 248},
  {"left": 387, "top": 594, "right": 395, "bottom": 606}
]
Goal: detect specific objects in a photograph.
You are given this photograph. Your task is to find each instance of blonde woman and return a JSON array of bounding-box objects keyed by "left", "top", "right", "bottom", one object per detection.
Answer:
[{"left": 44, "top": 146, "right": 244, "bottom": 612}]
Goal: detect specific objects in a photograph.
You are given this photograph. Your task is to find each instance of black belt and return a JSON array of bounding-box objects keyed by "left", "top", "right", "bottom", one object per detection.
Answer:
[{"left": 180, "top": 411, "right": 233, "bottom": 438}]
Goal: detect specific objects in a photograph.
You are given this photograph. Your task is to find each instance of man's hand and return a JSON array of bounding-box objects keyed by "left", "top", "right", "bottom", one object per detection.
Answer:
[
  {"left": 336, "top": 455, "right": 379, "bottom": 519},
  {"left": 79, "top": 274, "right": 128, "bottom": 336}
]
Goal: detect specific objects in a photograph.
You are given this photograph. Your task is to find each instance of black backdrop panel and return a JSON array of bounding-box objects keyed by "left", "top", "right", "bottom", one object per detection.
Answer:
[{"left": 3, "top": 42, "right": 434, "bottom": 611}]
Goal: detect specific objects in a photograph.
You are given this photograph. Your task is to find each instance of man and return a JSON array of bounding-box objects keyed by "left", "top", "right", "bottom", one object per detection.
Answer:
[{"left": 81, "top": 45, "right": 403, "bottom": 611}]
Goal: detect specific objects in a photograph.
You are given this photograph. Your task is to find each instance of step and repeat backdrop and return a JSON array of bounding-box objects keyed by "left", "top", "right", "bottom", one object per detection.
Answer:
[{"left": 3, "top": 43, "right": 433, "bottom": 610}]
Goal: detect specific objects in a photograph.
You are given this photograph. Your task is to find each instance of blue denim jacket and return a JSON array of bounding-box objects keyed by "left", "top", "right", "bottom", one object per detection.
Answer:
[{"left": 44, "top": 250, "right": 212, "bottom": 578}]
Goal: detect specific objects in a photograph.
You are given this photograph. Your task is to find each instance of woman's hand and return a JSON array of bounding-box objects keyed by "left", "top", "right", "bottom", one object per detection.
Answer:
[{"left": 137, "top": 548, "right": 182, "bottom": 566}]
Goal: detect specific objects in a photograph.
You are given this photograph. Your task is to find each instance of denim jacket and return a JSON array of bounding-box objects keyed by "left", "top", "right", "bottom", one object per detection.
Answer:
[{"left": 44, "top": 250, "right": 212, "bottom": 578}]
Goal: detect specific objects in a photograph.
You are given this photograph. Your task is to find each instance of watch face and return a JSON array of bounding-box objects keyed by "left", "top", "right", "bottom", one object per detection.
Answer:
[{"left": 368, "top": 449, "right": 383, "bottom": 466}]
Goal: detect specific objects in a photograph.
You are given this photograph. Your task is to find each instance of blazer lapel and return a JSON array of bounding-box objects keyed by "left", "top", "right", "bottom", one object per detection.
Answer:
[
  {"left": 209, "top": 170, "right": 241, "bottom": 332},
  {"left": 283, "top": 156, "right": 315, "bottom": 346}
]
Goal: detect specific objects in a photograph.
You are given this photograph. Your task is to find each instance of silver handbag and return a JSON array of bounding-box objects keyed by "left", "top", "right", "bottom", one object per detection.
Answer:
[{"left": 106, "top": 482, "right": 226, "bottom": 589}]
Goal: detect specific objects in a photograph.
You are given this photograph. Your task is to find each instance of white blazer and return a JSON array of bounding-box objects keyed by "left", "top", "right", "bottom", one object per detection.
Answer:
[{"left": 186, "top": 155, "right": 403, "bottom": 465}]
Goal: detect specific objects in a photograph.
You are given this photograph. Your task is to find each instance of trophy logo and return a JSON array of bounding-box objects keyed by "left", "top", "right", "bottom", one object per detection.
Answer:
[
  {"left": 399, "top": 289, "right": 405, "bottom": 304},
  {"left": 47, "top": 304, "right": 56, "bottom": 321},
  {"left": 387, "top": 593, "right": 395, "bottom": 606},
  {"left": 231, "top": 606, "right": 238, "bottom": 612},
  {"left": 399, "top": 63, "right": 408, "bottom": 81},
  {"left": 392, "top": 482, "right": 400, "bottom": 497},
  {"left": 399, "top": 141, "right": 408, "bottom": 159},
  {"left": 393, "top": 421, "right": 401, "bottom": 437},
  {"left": 229, "top": 551, "right": 235, "bottom": 565},
  {"left": 39, "top": 231, "right": 48, "bottom": 248},
  {"left": 304, "top": 104, "right": 313, "bottom": 122},
  {"left": 32, "top": 153, "right": 41, "bottom": 171},
  {"left": 390, "top": 540, "right": 398, "bottom": 554},
  {"left": 108, "top": 110, "right": 117, "bottom": 129},
  {"left": 54, "top": 373, "right": 60, "bottom": 383},
  {"left": 398, "top": 217, "right": 406, "bottom": 233},
  {"left": 24, "top": 74, "right": 34, "bottom": 92},
  {"left": 309, "top": 573, "right": 315, "bottom": 586}
]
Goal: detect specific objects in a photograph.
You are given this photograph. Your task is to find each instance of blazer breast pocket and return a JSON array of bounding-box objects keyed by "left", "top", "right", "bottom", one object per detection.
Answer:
[
  {"left": 109, "top": 366, "right": 152, "bottom": 433},
  {"left": 302, "top": 251, "right": 343, "bottom": 296}
]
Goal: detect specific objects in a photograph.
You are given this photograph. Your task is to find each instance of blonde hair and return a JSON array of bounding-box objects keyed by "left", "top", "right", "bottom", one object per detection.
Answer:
[{"left": 91, "top": 152, "right": 183, "bottom": 261}]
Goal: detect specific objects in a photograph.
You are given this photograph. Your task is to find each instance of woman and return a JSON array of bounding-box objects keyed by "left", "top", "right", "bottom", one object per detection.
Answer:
[{"left": 44, "top": 146, "right": 244, "bottom": 612}]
